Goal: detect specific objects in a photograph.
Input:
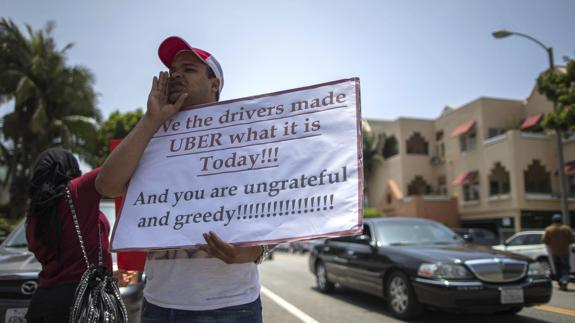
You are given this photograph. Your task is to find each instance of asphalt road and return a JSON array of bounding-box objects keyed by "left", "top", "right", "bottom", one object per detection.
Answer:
[{"left": 259, "top": 253, "right": 575, "bottom": 323}]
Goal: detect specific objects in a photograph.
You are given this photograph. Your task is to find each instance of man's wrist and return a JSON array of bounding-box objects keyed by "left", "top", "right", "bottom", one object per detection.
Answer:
[
  {"left": 140, "top": 114, "right": 163, "bottom": 135},
  {"left": 254, "top": 245, "right": 270, "bottom": 264}
]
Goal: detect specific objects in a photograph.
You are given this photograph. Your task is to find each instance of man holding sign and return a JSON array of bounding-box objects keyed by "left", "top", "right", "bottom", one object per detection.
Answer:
[{"left": 96, "top": 36, "right": 267, "bottom": 322}]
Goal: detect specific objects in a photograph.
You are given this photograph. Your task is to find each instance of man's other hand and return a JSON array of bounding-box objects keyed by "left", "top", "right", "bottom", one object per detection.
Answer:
[{"left": 200, "top": 231, "right": 263, "bottom": 264}]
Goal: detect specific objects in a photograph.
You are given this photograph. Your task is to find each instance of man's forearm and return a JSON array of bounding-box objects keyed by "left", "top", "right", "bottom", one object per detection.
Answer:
[{"left": 96, "top": 116, "right": 160, "bottom": 197}]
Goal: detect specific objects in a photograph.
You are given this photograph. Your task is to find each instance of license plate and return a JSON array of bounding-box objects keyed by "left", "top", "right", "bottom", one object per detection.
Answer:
[
  {"left": 500, "top": 287, "right": 524, "bottom": 304},
  {"left": 5, "top": 308, "right": 27, "bottom": 323}
]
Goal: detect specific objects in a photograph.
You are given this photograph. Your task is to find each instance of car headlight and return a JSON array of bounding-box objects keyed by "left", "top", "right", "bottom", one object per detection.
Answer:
[
  {"left": 418, "top": 263, "right": 474, "bottom": 280},
  {"left": 528, "top": 262, "right": 549, "bottom": 277}
]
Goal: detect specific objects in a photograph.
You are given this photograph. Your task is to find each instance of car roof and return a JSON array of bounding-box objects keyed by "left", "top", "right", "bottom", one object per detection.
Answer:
[
  {"left": 363, "top": 217, "right": 441, "bottom": 225},
  {"left": 513, "top": 231, "right": 544, "bottom": 235}
]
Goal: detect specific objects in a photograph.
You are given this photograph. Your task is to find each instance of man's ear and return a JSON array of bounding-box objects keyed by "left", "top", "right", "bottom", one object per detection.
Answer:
[{"left": 211, "top": 78, "right": 220, "bottom": 95}]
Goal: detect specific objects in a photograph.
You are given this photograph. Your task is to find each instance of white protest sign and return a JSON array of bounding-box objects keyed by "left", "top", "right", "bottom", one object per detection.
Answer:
[{"left": 111, "top": 78, "right": 363, "bottom": 251}]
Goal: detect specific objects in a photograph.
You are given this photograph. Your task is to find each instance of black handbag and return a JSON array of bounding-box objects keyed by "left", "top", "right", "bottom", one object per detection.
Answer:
[{"left": 65, "top": 187, "right": 128, "bottom": 323}]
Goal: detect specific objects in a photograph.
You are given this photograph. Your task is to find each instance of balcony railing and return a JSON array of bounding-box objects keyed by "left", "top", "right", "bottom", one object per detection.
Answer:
[
  {"left": 402, "top": 194, "right": 451, "bottom": 203},
  {"left": 430, "top": 156, "right": 445, "bottom": 165},
  {"left": 487, "top": 194, "right": 511, "bottom": 202},
  {"left": 483, "top": 134, "right": 507, "bottom": 145},
  {"left": 520, "top": 132, "right": 549, "bottom": 140}
]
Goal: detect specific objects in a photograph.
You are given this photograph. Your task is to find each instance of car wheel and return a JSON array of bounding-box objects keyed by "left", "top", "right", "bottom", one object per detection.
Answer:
[
  {"left": 386, "top": 271, "right": 423, "bottom": 320},
  {"left": 316, "top": 261, "right": 335, "bottom": 293}
]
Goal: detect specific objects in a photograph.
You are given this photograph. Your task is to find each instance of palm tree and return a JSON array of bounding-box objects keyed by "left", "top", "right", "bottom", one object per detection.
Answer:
[
  {"left": 0, "top": 19, "right": 101, "bottom": 218},
  {"left": 361, "top": 120, "right": 384, "bottom": 207}
]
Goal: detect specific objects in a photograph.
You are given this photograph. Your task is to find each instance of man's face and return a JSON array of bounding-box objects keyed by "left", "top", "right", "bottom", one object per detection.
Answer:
[{"left": 168, "top": 51, "right": 219, "bottom": 106}]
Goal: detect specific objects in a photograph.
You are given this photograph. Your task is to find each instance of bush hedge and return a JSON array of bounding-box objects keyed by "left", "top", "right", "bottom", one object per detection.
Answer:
[{"left": 363, "top": 208, "right": 384, "bottom": 218}]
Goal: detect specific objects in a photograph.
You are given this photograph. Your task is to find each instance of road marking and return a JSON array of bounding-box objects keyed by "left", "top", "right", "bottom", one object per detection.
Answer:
[
  {"left": 534, "top": 305, "right": 575, "bottom": 317},
  {"left": 261, "top": 286, "right": 320, "bottom": 323}
]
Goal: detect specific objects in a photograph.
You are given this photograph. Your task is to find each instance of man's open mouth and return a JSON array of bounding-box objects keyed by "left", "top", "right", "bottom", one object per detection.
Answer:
[{"left": 168, "top": 81, "right": 185, "bottom": 95}]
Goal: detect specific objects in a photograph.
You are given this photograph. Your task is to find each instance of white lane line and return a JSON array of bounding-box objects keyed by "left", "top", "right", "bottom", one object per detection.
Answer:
[{"left": 261, "top": 286, "right": 320, "bottom": 323}]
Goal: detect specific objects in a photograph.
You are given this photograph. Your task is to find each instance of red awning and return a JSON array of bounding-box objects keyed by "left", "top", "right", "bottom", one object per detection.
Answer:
[
  {"left": 452, "top": 171, "right": 478, "bottom": 186},
  {"left": 520, "top": 113, "right": 544, "bottom": 130},
  {"left": 566, "top": 161, "right": 575, "bottom": 176},
  {"left": 450, "top": 120, "right": 476, "bottom": 137}
]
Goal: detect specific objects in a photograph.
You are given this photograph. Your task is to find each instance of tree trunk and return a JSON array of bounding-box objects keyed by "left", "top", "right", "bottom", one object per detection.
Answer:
[{"left": 8, "top": 174, "right": 29, "bottom": 219}]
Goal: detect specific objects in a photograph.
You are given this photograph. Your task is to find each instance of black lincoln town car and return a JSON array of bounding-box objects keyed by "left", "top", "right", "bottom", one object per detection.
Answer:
[{"left": 308, "top": 217, "right": 552, "bottom": 320}]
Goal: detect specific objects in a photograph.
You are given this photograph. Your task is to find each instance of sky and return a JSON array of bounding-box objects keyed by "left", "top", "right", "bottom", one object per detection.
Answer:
[{"left": 1, "top": 0, "right": 574, "bottom": 122}]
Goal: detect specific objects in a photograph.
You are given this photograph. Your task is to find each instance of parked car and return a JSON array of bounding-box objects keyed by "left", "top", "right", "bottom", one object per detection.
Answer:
[
  {"left": 274, "top": 239, "right": 325, "bottom": 254},
  {"left": 493, "top": 230, "right": 575, "bottom": 275},
  {"left": 309, "top": 217, "right": 552, "bottom": 320},
  {"left": 453, "top": 228, "right": 499, "bottom": 246},
  {"left": 0, "top": 200, "right": 145, "bottom": 323},
  {"left": 274, "top": 242, "right": 292, "bottom": 252},
  {"left": 291, "top": 238, "right": 326, "bottom": 254}
]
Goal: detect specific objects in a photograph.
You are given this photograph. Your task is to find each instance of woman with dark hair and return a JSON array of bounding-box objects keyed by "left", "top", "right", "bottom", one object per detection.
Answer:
[{"left": 25, "top": 148, "right": 113, "bottom": 323}]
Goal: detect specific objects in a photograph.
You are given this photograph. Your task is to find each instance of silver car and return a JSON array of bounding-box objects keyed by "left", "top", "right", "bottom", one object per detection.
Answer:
[
  {"left": 0, "top": 200, "right": 144, "bottom": 323},
  {"left": 493, "top": 230, "right": 575, "bottom": 276}
]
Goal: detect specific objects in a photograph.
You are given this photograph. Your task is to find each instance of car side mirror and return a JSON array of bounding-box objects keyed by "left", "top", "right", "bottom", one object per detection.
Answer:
[
  {"left": 355, "top": 235, "right": 371, "bottom": 243},
  {"left": 462, "top": 234, "right": 473, "bottom": 243}
]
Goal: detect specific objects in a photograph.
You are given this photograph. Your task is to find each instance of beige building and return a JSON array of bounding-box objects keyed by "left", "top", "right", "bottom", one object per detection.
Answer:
[{"left": 366, "top": 86, "right": 575, "bottom": 238}]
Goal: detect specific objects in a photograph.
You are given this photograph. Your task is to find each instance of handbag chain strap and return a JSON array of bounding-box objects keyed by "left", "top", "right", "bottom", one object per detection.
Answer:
[{"left": 65, "top": 186, "right": 103, "bottom": 269}]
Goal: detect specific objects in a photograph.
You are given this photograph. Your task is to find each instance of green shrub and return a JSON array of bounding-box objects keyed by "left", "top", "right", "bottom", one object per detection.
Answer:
[
  {"left": 0, "top": 215, "right": 22, "bottom": 238},
  {"left": 363, "top": 208, "right": 384, "bottom": 218}
]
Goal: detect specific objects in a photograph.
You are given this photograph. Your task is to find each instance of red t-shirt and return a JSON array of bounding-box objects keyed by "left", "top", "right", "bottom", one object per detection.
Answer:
[{"left": 27, "top": 168, "right": 113, "bottom": 288}]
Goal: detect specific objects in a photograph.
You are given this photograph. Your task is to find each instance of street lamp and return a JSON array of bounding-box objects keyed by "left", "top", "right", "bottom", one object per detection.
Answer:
[{"left": 492, "top": 29, "right": 570, "bottom": 226}]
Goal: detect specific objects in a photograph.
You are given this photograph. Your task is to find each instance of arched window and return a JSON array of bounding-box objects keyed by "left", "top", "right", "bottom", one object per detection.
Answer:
[
  {"left": 489, "top": 162, "right": 511, "bottom": 196},
  {"left": 406, "top": 132, "right": 429, "bottom": 155},
  {"left": 382, "top": 136, "right": 398, "bottom": 159},
  {"left": 407, "top": 176, "right": 431, "bottom": 196},
  {"left": 524, "top": 160, "right": 551, "bottom": 194}
]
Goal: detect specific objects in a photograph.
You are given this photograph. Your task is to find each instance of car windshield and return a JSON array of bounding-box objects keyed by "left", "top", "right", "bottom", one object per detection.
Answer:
[
  {"left": 473, "top": 229, "right": 498, "bottom": 243},
  {"left": 3, "top": 200, "right": 117, "bottom": 249},
  {"left": 4, "top": 223, "right": 27, "bottom": 248},
  {"left": 374, "top": 221, "right": 463, "bottom": 246}
]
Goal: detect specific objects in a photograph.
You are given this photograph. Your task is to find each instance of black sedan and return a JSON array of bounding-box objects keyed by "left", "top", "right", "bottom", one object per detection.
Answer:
[{"left": 308, "top": 217, "right": 552, "bottom": 320}]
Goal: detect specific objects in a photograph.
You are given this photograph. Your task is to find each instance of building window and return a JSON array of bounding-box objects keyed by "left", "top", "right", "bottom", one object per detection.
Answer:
[
  {"left": 522, "top": 125, "right": 544, "bottom": 133},
  {"left": 569, "top": 175, "right": 575, "bottom": 197},
  {"left": 434, "top": 130, "right": 445, "bottom": 159},
  {"left": 436, "top": 130, "right": 444, "bottom": 141},
  {"left": 524, "top": 160, "right": 551, "bottom": 194},
  {"left": 520, "top": 114, "right": 545, "bottom": 133},
  {"left": 382, "top": 136, "right": 398, "bottom": 159},
  {"left": 407, "top": 176, "right": 431, "bottom": 196},
  {"left": 438, "top": 175, "right": 447, "bottom": 195},
  {"left": 463, "top": 181, "right": 480, "bottom": 201},
  {"left": 489, "top": 162, "right": 511, "bottom": 196},
  {"left": 439, "top": 143, "right": 445, "bottom": 158},
  {"left": 406, "top": 132, "right": 429, "bottom": 155},
  {"left": 460, "top": 129, "right": 477, "bottom": 152},
  {"left": 487, "top": 128, "right": 505, "bottom": 139}
]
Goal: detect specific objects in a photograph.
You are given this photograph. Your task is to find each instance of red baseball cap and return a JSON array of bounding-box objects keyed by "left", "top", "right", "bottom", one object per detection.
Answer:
[{"left": 158, "top": 36, "right": 224, "bottom": 92}]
